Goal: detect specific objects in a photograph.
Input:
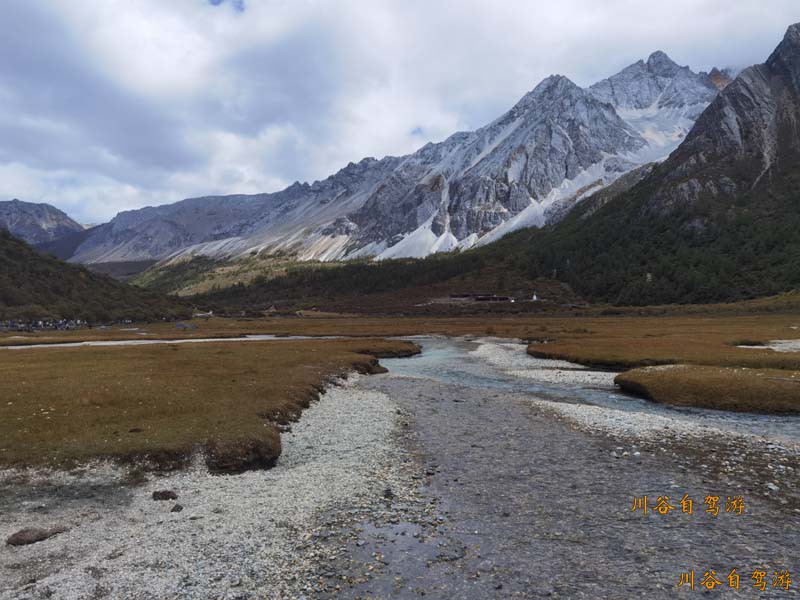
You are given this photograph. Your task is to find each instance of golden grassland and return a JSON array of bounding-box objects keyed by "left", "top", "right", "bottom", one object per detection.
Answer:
[
  {"left": 134, "top": 255, "right": 345, "bottom": 297},
  {"left": 615, "top": 366, "right": 800, "bottom": 414},
  {"left": 1, "top": 309, "right": 797, "bottom": 350},
  {"left": 518, "top": 313, "right": 800, "bottom": 413},
  {"left": 0, "top": 338, "right": 418, "bottom": 471},
  {"left": 523, "top": 314, "right": 800, "bottom": 370},
  {"left": 2, "top": 302, "right": 800, "bottom": 443}
]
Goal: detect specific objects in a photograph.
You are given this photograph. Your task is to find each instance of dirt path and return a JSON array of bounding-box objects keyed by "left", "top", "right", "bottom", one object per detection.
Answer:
[{"left": 315, "top": 374, "right": 800, "bottom": 599}]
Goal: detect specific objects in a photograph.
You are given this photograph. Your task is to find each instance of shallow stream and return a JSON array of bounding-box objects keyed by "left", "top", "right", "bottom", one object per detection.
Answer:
[{"left": 384, "top": 336, "right": 800, "bottom": 444}]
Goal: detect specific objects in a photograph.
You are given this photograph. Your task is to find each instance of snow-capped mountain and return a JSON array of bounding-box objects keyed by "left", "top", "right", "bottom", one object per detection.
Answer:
[
  {"left": 588, "top": 51, "right": 719, "bottom": 157},
  {"left": 0, "top": 199, "right": 84, "bottom": 245},
  {"left": 642, "top": 23, "right": 800, "bottom": 214},
  {"left": 69, "top": 52, "right": 724, "bottom": 266}
]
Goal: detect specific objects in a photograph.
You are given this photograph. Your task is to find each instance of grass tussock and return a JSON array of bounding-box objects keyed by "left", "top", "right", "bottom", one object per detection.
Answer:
[
  {"left": 0, "top": 338, "right": 418, "bottom": 471},
  {"left": 615, "top": 366, "right": 800, "bottom": 414},
  {"left": 521, "top": 314, "right": 800, "bottom": 412}
]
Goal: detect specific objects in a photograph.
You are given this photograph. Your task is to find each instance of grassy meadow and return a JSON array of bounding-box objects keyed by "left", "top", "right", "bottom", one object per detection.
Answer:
[
  {"left": 615, "top": 366, "right": 800, "bottom": 413},
  {"left": 2, "top": 302, "right": 800, "bottom": 472},
  {"left": 0, "top": 338, "right": 418, "bottom": 470}
]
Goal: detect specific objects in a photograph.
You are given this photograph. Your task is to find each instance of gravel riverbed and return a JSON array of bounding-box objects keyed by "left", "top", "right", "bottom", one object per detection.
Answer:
[
  {"left": 0, "top": 375, "right": 416, "bottom": 600},
  {"left": 312, "top": 373, "right": 800, "bottom": 598},
  {"left": 2, "top": 337, "right": 799, "bottom": 599}
]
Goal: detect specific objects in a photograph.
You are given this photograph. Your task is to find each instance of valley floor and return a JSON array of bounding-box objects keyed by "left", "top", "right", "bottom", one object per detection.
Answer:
[{"left": 2, "top": 337, "right": 799, "bottom": 598}]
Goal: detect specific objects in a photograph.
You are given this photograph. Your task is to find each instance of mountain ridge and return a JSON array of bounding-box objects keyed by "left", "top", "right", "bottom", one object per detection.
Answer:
[
  {"left": 63, "top": 50, "right": 724, "bottom": 267},
  {"left": 180, "top": 22, "right": 800, "bottom": 309},
  {"left": 0, "top": 199, "right": 84, "bottom": 246}
]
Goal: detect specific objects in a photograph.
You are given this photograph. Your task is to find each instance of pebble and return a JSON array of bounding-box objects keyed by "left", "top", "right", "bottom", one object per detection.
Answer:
[{"left": 152, "top": 490, "right": 178, "bottom": 501}]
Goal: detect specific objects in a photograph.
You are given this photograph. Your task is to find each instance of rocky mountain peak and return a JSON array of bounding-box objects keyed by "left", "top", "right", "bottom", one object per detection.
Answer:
[
  {"left": 643, "top": 21, "right": 800, "bottom": 214},
  {"left": 510, "top": 75, "right": 582, "bottom": 114},
  {"left": 767, "top": 22, "right": 800, "bottom": 91},
  {"left": 286, "top": 181, "right": 308, "bottom": 192},
  {"left": 535, "top": 74, "right": 580, "bottom": 92},
  {"left": 588, "top": 51, "right": 715, "bottom": 112},
  {"left": 784, "top": 21, "right": 800, "bottom": 44},
  {"left": 646, "top": 50, "right": 680, "bottom": 76},
  {"left": 0, "top": 199, "right": 84, "bottom": 245}
]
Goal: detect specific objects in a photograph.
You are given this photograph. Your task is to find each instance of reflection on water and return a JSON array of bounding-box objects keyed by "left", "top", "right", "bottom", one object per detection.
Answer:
[{"left": 383, "top": 336, "right": 800, "bottom": 442}]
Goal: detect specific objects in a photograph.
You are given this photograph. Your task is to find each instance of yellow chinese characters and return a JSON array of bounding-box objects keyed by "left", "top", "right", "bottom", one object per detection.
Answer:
[
  {"left": 725, "top": 495, "right": 745, "bottom": 515},
  {"left": 704, "top": 495, "right": 720, "bottom": 517},
  {"left": 727, "top": 568, "right": 740, "bottom": 590},
  {"left": 774, "top": 570, "right": 792, "bottom": 590},
  {"left": 677, "top": 569, "right": 790, "bottom": 591},
  {"left": 751, "top": 569, "right": 767, "bottom": 591},
  {"left": 653, "top": 496, "right": 675, "bottom": 515},
  {"left": 700, "top": 570, "right": 722, "bottom": 590},
  {"left": 630, "top": 496, "right": 647, "bottom": 513},
  {"left": 632, "top": 494, "right": 744, "bottom": 516}
]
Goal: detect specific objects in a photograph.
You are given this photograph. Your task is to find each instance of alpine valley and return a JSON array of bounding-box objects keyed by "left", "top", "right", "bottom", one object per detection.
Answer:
[{"left": 6, "top": 12, "right": 800, "bottom": 600}]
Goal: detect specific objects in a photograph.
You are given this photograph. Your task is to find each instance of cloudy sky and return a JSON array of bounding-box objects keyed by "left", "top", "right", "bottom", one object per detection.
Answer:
[{"left": 1, "top": 0, "right": 798, "bottom": 222}]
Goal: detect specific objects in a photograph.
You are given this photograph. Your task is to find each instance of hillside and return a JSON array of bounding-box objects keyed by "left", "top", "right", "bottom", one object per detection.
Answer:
[
  {"left": 0, "top": 230, "right": 189, "bottom": 321},
  {"left": 36, "top": 226, "right": 97, "bottom": 260}
]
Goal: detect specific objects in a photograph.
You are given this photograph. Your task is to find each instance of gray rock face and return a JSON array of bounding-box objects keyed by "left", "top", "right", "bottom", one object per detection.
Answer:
[
  {"left": 69, "top": 51, "right": 722, "bottom": 265},
  {"left": 0, "top": 199, "right": 83, "bottom": 245},
  {"left": 71, "top": 194, "right": 276, "bottom": 263},
  {"left": 348, "top": 75, "right": 645, "bottom": 257},
  {"left": 645, "top": 23, "right": 800, "bottom": 213},
  {"left": 589, "top": 51, "right": 718, "bottom": 111}
]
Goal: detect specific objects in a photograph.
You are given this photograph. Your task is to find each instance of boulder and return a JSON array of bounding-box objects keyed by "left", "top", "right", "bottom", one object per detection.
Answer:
[{"left": 6, "top": 526, "right": 68, "bottom": 547}]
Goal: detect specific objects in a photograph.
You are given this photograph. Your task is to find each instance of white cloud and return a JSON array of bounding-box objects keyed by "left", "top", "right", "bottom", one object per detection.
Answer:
[{"left": 1, "top": 0, "right": 799, "bottom": 222}]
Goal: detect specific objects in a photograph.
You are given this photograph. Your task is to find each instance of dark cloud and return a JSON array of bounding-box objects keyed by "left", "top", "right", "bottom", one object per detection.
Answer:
[
  {"left": 211, "top": 26, "right": 347, "bottom": 136},
  {"left": 209, "top": 0, "right": 245, "bottom": 12}
]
